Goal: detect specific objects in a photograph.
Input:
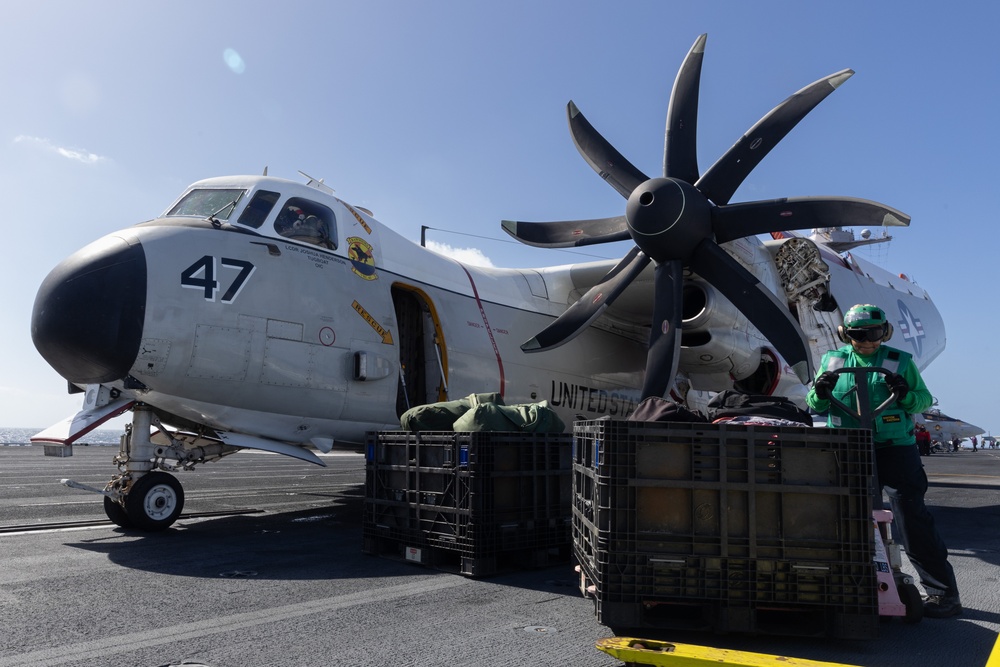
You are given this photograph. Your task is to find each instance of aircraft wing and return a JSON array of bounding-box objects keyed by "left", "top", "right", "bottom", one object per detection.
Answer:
[{"left": 566, "top": 258, "right": 656, "bottom": 325}]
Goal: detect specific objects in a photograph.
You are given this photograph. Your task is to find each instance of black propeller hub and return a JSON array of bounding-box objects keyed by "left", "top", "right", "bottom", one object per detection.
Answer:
[{"left": 625, "top": 177, "right": 711, "bottom": 263}]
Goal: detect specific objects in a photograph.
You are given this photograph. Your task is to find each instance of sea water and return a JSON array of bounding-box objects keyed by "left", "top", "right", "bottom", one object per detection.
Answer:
[{"left": 0, "top": 427, "right": 120, "bottom": 446}]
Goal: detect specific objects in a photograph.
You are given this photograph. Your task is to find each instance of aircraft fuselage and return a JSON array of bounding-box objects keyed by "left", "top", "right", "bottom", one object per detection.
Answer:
[{"left": 32, "top": 175, "right": 647, "bottom": 446}]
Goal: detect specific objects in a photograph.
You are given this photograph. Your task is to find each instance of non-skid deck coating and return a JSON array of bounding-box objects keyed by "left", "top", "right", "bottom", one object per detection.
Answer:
[{"left": 1, "top": 444, "right": 998, "bottom": 667}]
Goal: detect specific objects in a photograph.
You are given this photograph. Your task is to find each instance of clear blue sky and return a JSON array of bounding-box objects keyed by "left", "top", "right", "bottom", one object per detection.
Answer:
[{"left": 2, "top": 1, "right": 997, "bottom": 435}]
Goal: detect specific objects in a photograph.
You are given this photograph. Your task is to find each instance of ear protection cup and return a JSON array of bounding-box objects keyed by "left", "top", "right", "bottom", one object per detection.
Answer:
[
  {"left": 837, "top": 325, "right": 849, "bottom": 344},
  {"left": 882, "top": 322, "right": 893, "bottom": 341}
]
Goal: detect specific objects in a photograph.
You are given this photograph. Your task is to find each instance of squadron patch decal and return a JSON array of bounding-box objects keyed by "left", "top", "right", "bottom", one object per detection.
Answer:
[{"left": 347, "top": 237, "right": 377, "bottom": 280}]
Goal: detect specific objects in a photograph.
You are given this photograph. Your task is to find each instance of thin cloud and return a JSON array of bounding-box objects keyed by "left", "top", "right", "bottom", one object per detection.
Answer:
[
  {"left": 13, "top": 135, "right": 108, "bottom": 165},
  {"left": 425, "top": 241, "right": 495, "bottom": 268}
]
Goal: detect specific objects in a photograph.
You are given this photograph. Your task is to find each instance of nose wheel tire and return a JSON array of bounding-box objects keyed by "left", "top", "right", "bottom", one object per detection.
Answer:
[
  {"left": 103, "top": 496, "right": 133, "bottom": 529},
  {"left": 124, "top": 471, "right": 184, "bottom": 531}
]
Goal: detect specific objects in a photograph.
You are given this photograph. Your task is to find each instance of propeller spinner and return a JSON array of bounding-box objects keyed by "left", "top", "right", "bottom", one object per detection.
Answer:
[{"left": 503, "top": 33, "right": 909, "bottom": 400}]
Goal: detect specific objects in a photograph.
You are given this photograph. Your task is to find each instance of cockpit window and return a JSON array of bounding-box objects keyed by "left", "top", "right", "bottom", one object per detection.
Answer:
[
  {"left": 167, "top": 188, "right": 246, "bottom": 220},
  {"left": 236, "top": 190, "right": 280, "bottom": 229},
  {"left": 274, "top": 197, "right": 337, "bottom": 249}
]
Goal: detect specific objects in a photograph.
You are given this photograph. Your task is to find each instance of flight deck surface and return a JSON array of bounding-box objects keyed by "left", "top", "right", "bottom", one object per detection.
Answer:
[{"left": 1, "top": 444, "right": 997, "bottom": 667}]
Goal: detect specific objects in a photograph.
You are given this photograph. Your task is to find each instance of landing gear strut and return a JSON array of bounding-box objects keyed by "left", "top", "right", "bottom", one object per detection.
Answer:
[
  {"left": 103, "top": 404, "right": 185, "bottom": 531},
  {"left": 56, "top": 402, "right": 237, "bottom": 531}
]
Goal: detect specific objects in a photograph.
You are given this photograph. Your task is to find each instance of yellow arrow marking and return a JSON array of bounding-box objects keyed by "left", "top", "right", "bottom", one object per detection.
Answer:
[
  {"left": 352, "top": 300, "right": 393, "bottom": 344},
  {"left": 340, "top": 201, "right": 372, "bottom": 234}
]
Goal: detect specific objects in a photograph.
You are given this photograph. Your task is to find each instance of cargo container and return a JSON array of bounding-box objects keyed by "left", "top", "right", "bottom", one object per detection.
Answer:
[
  {"left": 572, "top": 419, "right": 879, "bottom": 639},
  {"left": 364, "top": 431, "right": 573, "bottom": 576}
]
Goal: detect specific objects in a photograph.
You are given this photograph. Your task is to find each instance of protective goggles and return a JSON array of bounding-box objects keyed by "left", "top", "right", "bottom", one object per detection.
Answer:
[{"left": 845, "top": 326, "right": 885, "bottom": 342}]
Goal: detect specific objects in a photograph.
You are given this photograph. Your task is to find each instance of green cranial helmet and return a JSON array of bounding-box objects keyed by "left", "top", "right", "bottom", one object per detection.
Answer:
[{"left": 843, "top": 304, "right": 887, "bottom": 328}]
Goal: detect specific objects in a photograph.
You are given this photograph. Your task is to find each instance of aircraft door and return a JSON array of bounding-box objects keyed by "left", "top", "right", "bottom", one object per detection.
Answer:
[{"left": 391, "top": 285, "right": 447, "bottom": 417}]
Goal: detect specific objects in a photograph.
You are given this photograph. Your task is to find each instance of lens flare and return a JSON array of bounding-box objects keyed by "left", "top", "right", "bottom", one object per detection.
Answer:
[{"left": 223, "top": 48, "right": 246, "bottom": 74}]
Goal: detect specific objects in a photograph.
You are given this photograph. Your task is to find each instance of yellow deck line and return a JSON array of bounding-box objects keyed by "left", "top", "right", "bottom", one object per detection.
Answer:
[
  {"left": 597, "top": 637, "right": 861, "bottom": 667},
  {"left": 986, "top": 632, "right": 1000, "bottom": 667}
]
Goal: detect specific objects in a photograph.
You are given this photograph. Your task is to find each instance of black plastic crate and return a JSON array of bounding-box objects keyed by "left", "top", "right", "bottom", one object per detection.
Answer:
[
  {"left": 363, "top": 431, "right": 573, "bottom": 576},
  {"left": 589, "top": 594, "right": 878, "bottom": 639},
  {"left": 572, "top": 419, "right": 878, "bottom": 638}
]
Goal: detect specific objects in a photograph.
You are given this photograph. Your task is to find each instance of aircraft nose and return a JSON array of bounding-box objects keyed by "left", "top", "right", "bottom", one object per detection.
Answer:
[{"left": 31, "top": 235, "right": 147, "bottom": 385}]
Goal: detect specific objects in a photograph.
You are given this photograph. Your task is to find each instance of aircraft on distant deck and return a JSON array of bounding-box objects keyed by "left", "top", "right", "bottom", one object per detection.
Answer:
[
  {"left": 29, "top": 34, "right": 945, "bottom": 530},
  {"left": 918, "top": 408, "right": 986, "bottom": 446}
]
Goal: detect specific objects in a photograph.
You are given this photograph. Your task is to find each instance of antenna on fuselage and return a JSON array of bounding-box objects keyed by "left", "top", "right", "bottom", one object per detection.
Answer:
[{"left": 298, "top": 170, "right": 335, "bottom": 195}]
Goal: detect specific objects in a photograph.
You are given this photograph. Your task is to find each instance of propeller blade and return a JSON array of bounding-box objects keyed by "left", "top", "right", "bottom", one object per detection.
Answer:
[
  {"left": 521, "top": 246, "right": 651, "bottom": 352},
  {"left": 568, "top": 101, "right": 650, "bottom": 199},
  {"left": 501, "top": 216, "right": 630, "bottom": 248},
  {"left": 688, "top": 239, "right": 814, "bottom": 384},
  {"left": 640, "top": 260, "right": 684, "bottom": 400},
  {"left": 663, "top": 33, "right": 707, "bottom": 184},
  {"left": 695, "top": 69, "right": 855, "bottom": 206},
  {"left": 712, "top": 196, "right": 910, "bottom": 244}
]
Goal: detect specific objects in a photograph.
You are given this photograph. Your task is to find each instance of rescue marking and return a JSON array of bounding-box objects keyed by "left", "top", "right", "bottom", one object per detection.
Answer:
[
  {"left": 339, "top": 200, "right": 373, "bottom": 234},
  {"left": 352, "top": 300, "right": 393, "bottom": 344}
]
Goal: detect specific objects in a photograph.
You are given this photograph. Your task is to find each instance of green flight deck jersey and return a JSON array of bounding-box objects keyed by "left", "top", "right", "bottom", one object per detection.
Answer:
[{"left": 806, "top": 344, "right": 932, "bottom": 447}]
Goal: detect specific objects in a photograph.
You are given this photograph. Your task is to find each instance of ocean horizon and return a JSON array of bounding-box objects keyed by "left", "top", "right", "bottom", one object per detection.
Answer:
[{"left": 0, "top": 427, "right": 120, "bottom": 446}]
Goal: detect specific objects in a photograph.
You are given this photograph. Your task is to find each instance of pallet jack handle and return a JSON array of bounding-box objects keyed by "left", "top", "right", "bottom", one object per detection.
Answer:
[{"left": 824, "top": 366, "right": 900, "bottom": 426}]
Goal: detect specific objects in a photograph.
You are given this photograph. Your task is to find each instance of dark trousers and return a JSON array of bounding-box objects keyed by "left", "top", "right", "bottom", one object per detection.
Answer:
[{"left": 876, "top": 444, "right": 959, "bottom": 597}]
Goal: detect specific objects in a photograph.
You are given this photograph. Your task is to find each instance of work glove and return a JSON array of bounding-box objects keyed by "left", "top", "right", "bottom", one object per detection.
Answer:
[
  {"left": 813, "top": 371, "right": 838, "bottom": 400},
  {"left": 885, "top": 372, "right": 909, "bottom": 399}
]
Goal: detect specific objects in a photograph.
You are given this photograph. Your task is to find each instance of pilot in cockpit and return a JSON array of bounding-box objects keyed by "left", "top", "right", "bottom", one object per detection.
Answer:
[{"left": 276, "top": 205, "right": 332, "bottom": 247}]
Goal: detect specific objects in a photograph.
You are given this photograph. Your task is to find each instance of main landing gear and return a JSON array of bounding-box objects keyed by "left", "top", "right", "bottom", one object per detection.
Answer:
[{"left": 98, "top": 404, "right": 235, "bottom": 531}]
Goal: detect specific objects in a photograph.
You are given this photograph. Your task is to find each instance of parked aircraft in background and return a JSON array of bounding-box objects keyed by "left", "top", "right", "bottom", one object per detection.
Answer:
[
  {"left": 918, "top": 408, "right": 986, "bottom": 446},
  {"left": 29, "top": 34, "right": 944, "bottom": 530}
]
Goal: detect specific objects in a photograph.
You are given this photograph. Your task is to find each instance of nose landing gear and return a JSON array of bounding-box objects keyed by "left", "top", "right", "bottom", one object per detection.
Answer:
[
  {"left": 54, "top": 402, "right": 242, "bottom": 531},
  {"left": 102, "top": 404, "right": 186, "bottom": 531},
  {"left": 104, "top": 471, "right": 185, "bottom": 531}
]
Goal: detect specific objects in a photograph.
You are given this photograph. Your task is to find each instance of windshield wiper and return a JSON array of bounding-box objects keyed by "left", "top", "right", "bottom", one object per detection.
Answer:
[{"left": 206, "top": 194, "right": 244, "bottom": 225}]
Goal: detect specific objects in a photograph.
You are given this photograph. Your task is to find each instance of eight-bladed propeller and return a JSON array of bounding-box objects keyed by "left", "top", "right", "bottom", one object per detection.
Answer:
[{"left": 503, "top": 34, "right": 910, "bottom": 400}]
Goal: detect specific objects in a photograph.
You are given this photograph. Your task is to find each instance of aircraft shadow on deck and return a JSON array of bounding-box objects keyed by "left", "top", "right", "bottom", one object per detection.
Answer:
[{"left": 59, "top": 489, "right": 583, "bottom": 594}]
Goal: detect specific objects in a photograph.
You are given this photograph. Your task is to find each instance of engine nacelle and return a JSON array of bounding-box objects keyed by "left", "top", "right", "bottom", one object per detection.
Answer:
[
  {"left": 678, "top": 236, "right": 798, "bottom": 392},
  {"left": 679, "top": 279, "right": 764, "bottom": 391}
]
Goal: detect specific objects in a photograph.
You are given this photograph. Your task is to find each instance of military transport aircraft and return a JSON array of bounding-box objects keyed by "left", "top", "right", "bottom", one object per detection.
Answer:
[{"left": 30, "top": 34, "right": 945, "bottom": 531}]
